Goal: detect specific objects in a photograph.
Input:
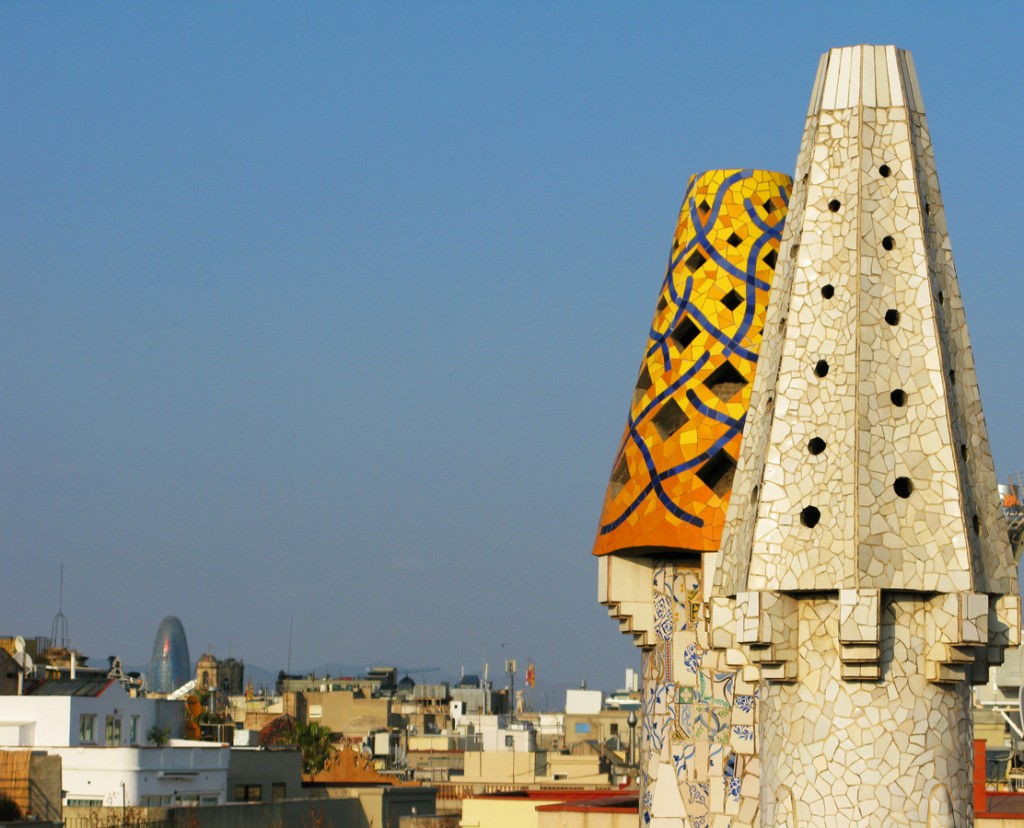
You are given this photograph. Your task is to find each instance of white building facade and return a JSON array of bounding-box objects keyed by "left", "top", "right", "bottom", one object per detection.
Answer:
[{"left": 0, "top": 678, "right": 229, "bottom": 807}]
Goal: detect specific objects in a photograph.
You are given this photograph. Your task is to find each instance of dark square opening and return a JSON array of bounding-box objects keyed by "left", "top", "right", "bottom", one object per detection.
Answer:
[
  {"left": 609, "top": 454, "right": 630, "bottom": 497},
  {"left": 670, "top": 317, "right": 701, "bottom": 351},
  {"left": 651, "top": 398, "right": 689, "bottom": 440},
  {"left": 703, "top": 361, "right": 748, "bottom": 402},
  {"left": 684, "top": 248, "right": 708, "bottom": 273},
  {"left": 720, "top": 289, "right": 743, "bottom": 311},
  {"left": 696, "top": 449, "right": 736, "bottom": 498}
]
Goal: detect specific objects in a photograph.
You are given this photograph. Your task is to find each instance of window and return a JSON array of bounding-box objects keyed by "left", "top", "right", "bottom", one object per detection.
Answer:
[
  {"left": 200, "top": 795, "right": 219, "bottom": 806},
  {"left": 271, "top": 783, "right": 286, "bottom": 802},
  {"left": 234, "top": 784, "right": 262, "bottom": 803},
  {"left": 504, "top": 735, "right": 514, "bottom": 747},
  {"left": 67, "top": 798, "right": 103, "bottom": 807},
  {"left": 130, "top": 716, "right": 140, "bottom": 745},
  {"left": 79, "top": 714, "right": 96, "bottom": 743},
  {"left": 141, "top": 796, "right": 172, "bottom": 807},
  {"left": 105, "top": 715, "right": 122, "bottom": 745}
]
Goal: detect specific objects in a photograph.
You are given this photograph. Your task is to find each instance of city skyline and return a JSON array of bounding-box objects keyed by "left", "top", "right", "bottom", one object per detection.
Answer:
[{"left": 3, "top": 4, "right": 1023, "bottom": 694}]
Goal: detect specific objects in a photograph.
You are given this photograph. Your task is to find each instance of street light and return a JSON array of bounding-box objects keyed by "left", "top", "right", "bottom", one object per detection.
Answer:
[{"left": 626, "top": 710, "right": 638, "bottom": 777}]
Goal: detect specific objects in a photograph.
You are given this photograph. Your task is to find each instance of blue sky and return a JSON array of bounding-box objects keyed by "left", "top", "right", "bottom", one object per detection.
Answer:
[{"left": 3, "top": 3, "right": 1022, "bottom": 694}]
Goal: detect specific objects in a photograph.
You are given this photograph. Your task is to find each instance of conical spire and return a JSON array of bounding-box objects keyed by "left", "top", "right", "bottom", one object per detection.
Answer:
[
  {"left": 715, "top": 45, "right": 1016, "bottom": 601},
  {"left": 707, "top": 45, "right": 1019, "bottom": 827}
]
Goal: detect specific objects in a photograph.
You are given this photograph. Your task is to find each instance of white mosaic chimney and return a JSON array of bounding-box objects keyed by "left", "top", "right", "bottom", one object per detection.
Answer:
[{"left": 710, "top": 45, "right": 1020, "bottom": 827}]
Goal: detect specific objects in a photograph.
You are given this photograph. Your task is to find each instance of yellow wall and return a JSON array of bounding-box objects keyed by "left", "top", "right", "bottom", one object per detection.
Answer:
[
  {"left": 460, "top": 796, "right": 554, "bottom": 828},
  {"left": 546, "top": 754, "right": 606, "bottom": 785},
  {"left": 461, "top": 752, "right": 541, "bottom": 785},
  {"left": 303, "top": 690, "right": 390, "bottom": 737}
]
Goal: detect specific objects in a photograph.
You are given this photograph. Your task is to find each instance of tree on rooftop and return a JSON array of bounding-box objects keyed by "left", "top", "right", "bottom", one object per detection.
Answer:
[{"left": 290, "top": 721, "right": 334, "bottom": 775}]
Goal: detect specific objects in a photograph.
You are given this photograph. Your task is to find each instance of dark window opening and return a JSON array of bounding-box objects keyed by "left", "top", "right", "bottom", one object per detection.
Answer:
[
  {"left": 610, "top": 455, "right": 630, "bottom": 497},
  {"left": 235, "top": 785, "right": 262, "bottom": 803},
  {"left": 635, "top": 366, "right": 652, "bottom": 392},
  {"left": 651, "top": 398, "right": 689, "bottom": 440},
  {"left": 721, "top": 289, "right": 743, "bottom": 311},
  {"left": 726, "top": 232, "right": 743, "bottom": 247},
  {"left": 685, "top": 248, "right": 708, "bottom": 273},
  {"left": 696, "top": 449, "right": 737, "bottom": 498},
  {"left": 633, "top": 366, "right": 651, "bottom": 407},
  {"left": 762, "top": 248, "right": 778, "bottom": 269},
  {"left": 670, "top": 317, "right": 701, "bottom": 351},
  {"left": 703, "top": 361, "right": 748, "bottom": 403}
]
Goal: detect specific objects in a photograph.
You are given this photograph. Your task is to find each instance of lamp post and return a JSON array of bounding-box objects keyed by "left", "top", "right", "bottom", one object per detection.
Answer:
[{"left": 626, "top": 710, "right": 638, "bottom": 779}]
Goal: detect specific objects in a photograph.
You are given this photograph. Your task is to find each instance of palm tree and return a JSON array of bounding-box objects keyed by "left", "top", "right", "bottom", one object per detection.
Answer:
[{"left": 289, "top": 721, "right": 334, "bottom": 774}]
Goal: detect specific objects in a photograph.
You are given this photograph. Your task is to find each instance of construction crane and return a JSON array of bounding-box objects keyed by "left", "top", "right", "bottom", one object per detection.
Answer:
[{"left": 402, "top": 666, "right": 440, "bottom": 678}]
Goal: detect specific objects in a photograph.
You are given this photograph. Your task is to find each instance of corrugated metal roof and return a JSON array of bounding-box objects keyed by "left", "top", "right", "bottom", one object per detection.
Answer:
[{"left": 27, "top": 677, "right": 114, "bottom": 697}]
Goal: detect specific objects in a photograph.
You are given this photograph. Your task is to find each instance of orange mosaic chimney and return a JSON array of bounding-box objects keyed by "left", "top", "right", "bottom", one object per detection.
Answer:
[{"left": 593, "top": 169, "right": 792, "bottom": 558}]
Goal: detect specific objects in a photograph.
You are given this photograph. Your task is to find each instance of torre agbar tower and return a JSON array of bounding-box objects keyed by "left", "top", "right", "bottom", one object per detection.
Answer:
[{"left": 596, "top": 46, "right": 1019, "bottom": 828}]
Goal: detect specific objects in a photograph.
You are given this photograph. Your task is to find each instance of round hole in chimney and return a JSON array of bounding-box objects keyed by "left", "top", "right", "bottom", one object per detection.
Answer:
[
  {"left": 821, "top": 284, "right": 835, "bottom": 300},
  {"left": 808, "top": 437, "right": 826, "bottom": 455},
  {"left": 890, "top": 389, "right": 907, "bottom": 407},
  {"left": 800, "top": 506, "right": 821, "bottom": 528},
  {"left": 828, "top": 199, "right": 841, "bottom": 213},
  {"left": 882, "top": 235, "right": 895, "bottom": 251},
  {"left": 879, "top": 164, "right": 892, "bottom": 178},
  {"left": 814, "top": 360, "right": 829, "bottom": 378},
  {"left": 893, "top": 477, "right": 913, "bottom": 498},
  {"left": 885, "top": 309, "right": 901, "bottom": 326}
]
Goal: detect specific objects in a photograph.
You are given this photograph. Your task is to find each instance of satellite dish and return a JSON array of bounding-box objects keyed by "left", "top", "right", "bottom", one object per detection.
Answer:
[
  {"left": 12, "top": 644, "right": 34, "bottom": 677},
  {"left": 1018, "top": 681, "right": 1023, "bottom": 738}
]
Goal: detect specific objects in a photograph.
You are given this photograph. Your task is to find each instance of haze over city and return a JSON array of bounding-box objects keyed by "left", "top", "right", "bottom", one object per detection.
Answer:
[{"left": 3, "top": 3, "right": 1023, "bottom": 694}]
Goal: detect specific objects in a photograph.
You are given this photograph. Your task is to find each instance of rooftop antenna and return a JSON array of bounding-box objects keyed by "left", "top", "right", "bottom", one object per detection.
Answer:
[
  {"left": 50, "top": 564, "right": 69, "bottom": 649},
  {"left": 286, "top": 616, "right": 293, "bottom": 675}
]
